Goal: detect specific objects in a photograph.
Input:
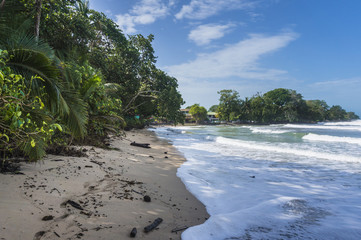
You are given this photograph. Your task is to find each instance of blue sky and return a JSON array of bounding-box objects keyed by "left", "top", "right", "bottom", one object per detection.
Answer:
[{"left": 89, "top": 0, "right": 361, "bottom": 115}]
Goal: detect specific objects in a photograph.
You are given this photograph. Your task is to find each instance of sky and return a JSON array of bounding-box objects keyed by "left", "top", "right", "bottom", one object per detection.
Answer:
[{"left": 89, "top": 0, "right": 361, "bottom": 115}]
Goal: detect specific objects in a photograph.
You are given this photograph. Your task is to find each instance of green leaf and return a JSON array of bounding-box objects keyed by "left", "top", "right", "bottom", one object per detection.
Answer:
[
  {"left": 52, "top": 123, "right": 63, "bottom": 132},
  {"left": 30, "top": 139, "right": 36, "bottom": 147},
  {"left": 17, "top": 120, "right": 24, "bottom": 127},
  {"left": 0, "top": 71, "right": 4, "bottom": 85},
  {"left": 0, "top": 134, "right": 10, "bottom": 142}
]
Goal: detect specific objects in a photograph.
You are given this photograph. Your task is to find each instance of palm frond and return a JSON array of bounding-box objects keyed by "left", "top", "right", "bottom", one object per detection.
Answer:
[
  {"left": 7, "top": 47, "right": 62, "bottom": 112},
  {"left": 60, "top": 90, "right": 88, "bottom": 138}
]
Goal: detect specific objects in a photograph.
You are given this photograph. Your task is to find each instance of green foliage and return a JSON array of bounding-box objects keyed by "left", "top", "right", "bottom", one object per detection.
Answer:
[
  {"left": 327, "top": 105, "right": 347, "bottom": 121},
  {"left": 346, "top": 112, "right": 359, "bottom": 120},
  {"left": 262, "top": 88, "right": 307, "bottom": 123},
  {"left": 306, "top": 100, "right": 329, "bottom": 122},
  {"left": 189, "top": 104, "right": 208, "bottom": 123},
  {"left": 64, "top": 62, "right": 124, "bottom": 136},
  {"left": 217, "top": 89, "right": 241, "bottom": 121},
  {"left": 153, "top": 70, "right": 184, "bottom": 125},
  {"left": 208, "top": 105, "right": 219, "bottom": 112},
  {"left": 0, "top": 0, "right": 186, "bottom": 162},
  {"left": 0, "top": 53, "right": 61, "bottom": 160},
  {"left": 217, "top": 88, "right": 358, "bottom": 124}
]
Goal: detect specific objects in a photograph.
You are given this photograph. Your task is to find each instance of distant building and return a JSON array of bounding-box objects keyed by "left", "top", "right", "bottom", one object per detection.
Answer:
[
  {"left": 181, "top": 109, "right": 219, "bottom": 123},
  {"left": 207, "top": 112, "right": 219, "bottom": 123},
  {"left": 180, "top": 109, "right": 194, "bottom": 123}
]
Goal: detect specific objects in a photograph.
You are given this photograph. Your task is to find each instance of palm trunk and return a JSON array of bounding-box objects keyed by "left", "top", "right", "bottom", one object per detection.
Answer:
[
  {"left": 0, "top": 0, "right": 5, "bottom": 9},
  {"left": 35, "top": 0, "right": 42, "bottom": 41}
]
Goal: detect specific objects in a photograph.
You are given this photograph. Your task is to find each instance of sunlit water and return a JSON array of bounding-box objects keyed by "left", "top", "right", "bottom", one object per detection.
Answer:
[{"left": 153, "top": 120, "right": 361, "bottom": 240}]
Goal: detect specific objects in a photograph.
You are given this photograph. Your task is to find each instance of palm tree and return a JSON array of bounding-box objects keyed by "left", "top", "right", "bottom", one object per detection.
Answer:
[
  {"left": 75, "top": 0, "right": 90, "bottom": 17},
  {"left": 0, "top": 0, "right": 88, "bottom": 139},
  {"left": 35, "top": 0, "right": 42, "bottom": 41}
]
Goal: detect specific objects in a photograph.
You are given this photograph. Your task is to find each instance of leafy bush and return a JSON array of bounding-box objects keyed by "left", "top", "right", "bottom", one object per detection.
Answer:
[{"left": 0, "top": 50, "right": 61, "bottom": 160}]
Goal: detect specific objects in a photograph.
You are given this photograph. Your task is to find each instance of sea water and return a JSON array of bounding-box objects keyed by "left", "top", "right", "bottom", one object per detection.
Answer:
[{"left": 153, "top": 120, "right": 361, "bottom": 240}]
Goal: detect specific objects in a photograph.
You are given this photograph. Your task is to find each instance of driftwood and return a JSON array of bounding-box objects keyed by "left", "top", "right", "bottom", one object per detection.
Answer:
[
  {"left": 90, "top": 160, "right": 104, "bottom": 166},
  {"left": 42, "top": 215, "right": 54, "bottom": 221},
  {"left": 130, "top": 227, "right": 137, "bottom": 237},
  {"left": 130, "top": 142, "right": 151, "bottom": 148},
  {"left": 64, "top": 200, "right": 84, "bottom": 210},
  {"left": 171, "top": 226, "right": 189, "bottom": 233},
  {"left": 34, "top": 231, "right": 46, "bottom": 240},
  {"left": 144, "top": 218, "right": 163, "bottom": 233},
  {"left": 131, "top": 189, "right": 143, "bottom": 195}
]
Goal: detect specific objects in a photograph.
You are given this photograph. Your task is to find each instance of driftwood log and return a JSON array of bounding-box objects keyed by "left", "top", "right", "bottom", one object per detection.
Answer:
[
  {"left": 63, "top": 200, "right": 84, "bottom": 210},
  {"left": 130, "top": 227, "right": 137, "bottom": 237},
  {"left": 171, "top": 226, "right": 189, "bottom": 233},
  {"left": 144, "top": 218, "right": 163, "bottom": 233},
  {"left": 130, "top": 142, "right": 151, "bottom": 148}
]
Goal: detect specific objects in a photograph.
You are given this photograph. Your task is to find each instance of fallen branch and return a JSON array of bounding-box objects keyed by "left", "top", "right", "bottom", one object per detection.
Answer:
[
  {"left": 171, "top": 226, "right": 189, "bottom": 233},
  {"left": 63, "top": 200, "right": 84, "bottom": 210},
  {"left": 144, "top": 218, "right": 163, "bottom": 233},
  {"left": 130, "top": 142, "right": 151, "bottom": 148},
  {"left": 131, "top": 189, "right": 143, "bottom": 195}
]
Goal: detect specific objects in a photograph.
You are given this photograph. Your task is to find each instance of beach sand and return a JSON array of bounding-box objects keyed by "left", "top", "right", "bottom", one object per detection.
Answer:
[{"left": 0, "top": 128, "right": 209, "bottom": 240}]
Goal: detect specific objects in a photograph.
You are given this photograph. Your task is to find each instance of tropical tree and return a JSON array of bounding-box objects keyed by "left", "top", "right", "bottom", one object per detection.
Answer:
[
  {"left": 327, "top": 105, "right": 347, "bottom": 121},
  {"left": 34, "top": 0, "right": 42, "bottom": 41},
  {"left": 0, "top": 0, "right": 186, "bottom": 161},
  {"left": 263, "top": 88, "right": 306, "bottom": 122},
  {"left": 0, "top": 50, "right": 62, "bottom": 160},
  {"left": 209, "top": 105, "right": 218, "bottom": 112},
  {"left": 306, "top": 100, "right": 329, "bottom": 122},
  {"left": 238, "top": 97, "right": 251, "bottom": 122},
  {"left": 189, "top": 104, "right": 208, "bottom": 123},
  {"left": 153, "top": 70, "right": 184, "bottom": 125},
  {"left": 217, "top": 89, "right": 241, "bottom": 121},
  {"left": 346, "top": 112, "right": 359, "bottom": 120}
]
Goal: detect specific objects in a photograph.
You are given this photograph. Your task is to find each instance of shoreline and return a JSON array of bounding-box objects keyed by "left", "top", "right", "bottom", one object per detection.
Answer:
[{"left": 0, "top": 128, "right": 209, "bottom": 240}]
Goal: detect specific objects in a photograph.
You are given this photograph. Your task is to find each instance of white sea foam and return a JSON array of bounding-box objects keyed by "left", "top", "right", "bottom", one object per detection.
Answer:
[
  {"left": 303, "top": 133, "right": 361, "bottom": 146},
  {"left": 284, "top": 123, "right": 361, "bottom": 131},
  {"left": 154, "top": 125, "right": 361, "bottom": 239},
  {"left": 216, "top": 136, "right": 361, "bottom": 163},
  {"left": 250, "top": 127, "right": 289, "bottom": 134},
  {"left": 323, "top": 120, "right": 361, "bottom": 126}
]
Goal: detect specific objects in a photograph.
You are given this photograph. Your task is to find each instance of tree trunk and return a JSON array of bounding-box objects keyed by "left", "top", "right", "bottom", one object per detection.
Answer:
[
  {"left": 35, "top": 0, "right": 42, "bottom": 41},
  {"left": 0, "top": 0, "right": 5, "bottom": 9}
]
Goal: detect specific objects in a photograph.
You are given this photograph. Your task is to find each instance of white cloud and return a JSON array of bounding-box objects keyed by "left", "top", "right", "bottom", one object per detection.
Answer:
[
  {"left": 115, "top": 0, "right": 172, "bottom": 34},
  {"left": 311, "top": 78, "right": 361, "bottom": 87},
  {"left": 175, "top": 0, "right": 256, "bottom": 20},
  {"left": 166, "top": 31, "right": 298, "bottom": 81},
  {"left": 188, "top": 23, "right": 236, "bottom": 46}
]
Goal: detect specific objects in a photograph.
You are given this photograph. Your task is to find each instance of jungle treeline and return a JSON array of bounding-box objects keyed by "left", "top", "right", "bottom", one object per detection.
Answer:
[
  {"left": 212, "top": 89, "right": 359, "bottom": 124},
  {"left": 0, "top": 0, "right": 184, "bottom": 161}
]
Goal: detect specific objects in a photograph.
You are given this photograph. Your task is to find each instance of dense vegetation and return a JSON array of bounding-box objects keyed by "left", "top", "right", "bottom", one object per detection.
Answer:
[
  {"left": 189, "top": 104, "right": 208, "bottom": 123},
  {"left": 212, "top": 88, "right": 359, "bottom": 124},
  {"left": 0, "top": 0, "right": 184, "bottom": 161}
]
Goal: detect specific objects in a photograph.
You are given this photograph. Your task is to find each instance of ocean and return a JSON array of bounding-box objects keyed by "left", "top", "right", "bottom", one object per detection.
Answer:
[{"left": 153, "top": 120, "right": 361, "bottom": 240}]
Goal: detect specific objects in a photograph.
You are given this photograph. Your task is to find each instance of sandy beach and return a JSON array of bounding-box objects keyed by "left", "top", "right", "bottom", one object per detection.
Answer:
[{"left": 0, "top": 128, "right": 209, "bottom": 240}]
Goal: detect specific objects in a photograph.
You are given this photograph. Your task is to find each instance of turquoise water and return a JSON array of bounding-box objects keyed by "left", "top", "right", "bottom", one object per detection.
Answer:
[{"left": 154, "top": 121, "right": 361, "bottom": 240}]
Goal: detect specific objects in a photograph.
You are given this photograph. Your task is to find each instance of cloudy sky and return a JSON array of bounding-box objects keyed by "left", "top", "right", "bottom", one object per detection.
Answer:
[{"left": 89, "top": 0, "right": 361, "bottom": 115}]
